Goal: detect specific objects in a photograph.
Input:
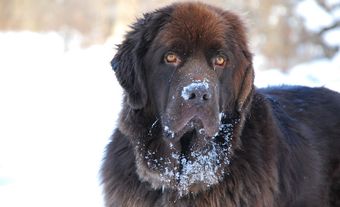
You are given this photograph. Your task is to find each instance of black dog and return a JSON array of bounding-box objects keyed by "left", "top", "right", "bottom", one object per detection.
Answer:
[{"left": 101, "top": 2, "right": 340, "bottom": 207}]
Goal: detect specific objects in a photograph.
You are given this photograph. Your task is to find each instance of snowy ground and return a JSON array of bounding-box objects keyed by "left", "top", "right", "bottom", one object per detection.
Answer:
[
  {"left": 0, "top": 32, "right": 120, "bottom": 207},
  {"left": 254, "top": 53, "right": 340, "bottom": 91},
  {"left": 0, "top": 31, "right": 339, "bottom": 207}
]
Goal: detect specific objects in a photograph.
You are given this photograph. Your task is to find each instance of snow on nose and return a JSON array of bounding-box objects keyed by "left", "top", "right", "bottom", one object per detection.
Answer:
[{"left": 181, "top": 80, "right": 210, "bottom": 101}]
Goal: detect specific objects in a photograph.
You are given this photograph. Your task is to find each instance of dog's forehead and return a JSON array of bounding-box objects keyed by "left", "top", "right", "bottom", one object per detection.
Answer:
[{"left": 158, "top": 3, "right": 227, "bottom": 47}]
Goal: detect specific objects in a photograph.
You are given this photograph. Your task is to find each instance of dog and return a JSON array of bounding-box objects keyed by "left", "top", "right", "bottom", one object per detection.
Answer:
[{"left": 101, "top": 2, "right": 340, "bottom": 206}]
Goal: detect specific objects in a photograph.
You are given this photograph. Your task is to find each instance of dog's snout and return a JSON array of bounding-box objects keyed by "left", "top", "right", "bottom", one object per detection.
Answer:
[{"left": 181, "top": 81, "right": 212, "bottom": 104}]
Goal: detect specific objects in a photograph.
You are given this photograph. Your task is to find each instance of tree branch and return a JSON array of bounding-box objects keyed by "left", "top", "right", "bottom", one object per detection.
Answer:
[{"left": 318, "top": 20, "right": 340, "bottom": 35}]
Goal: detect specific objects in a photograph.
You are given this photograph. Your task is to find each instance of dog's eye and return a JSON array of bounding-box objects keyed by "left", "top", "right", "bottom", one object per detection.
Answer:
[
  {"left": 164, "top": 52, "right": 180, "bottom": 65},
  {"left": 213, "top": 56, "right": 227, "bottom": 67}
]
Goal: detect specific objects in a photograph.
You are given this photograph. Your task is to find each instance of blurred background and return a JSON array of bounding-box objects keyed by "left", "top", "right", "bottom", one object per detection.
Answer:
[{"left": 0, "top": 0, "right": 339, "bottom": 206}]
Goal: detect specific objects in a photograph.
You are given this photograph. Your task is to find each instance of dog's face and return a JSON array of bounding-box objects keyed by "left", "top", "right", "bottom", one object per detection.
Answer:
[{"left": 113, "top": 3, "right": 254, "bottom": 196}]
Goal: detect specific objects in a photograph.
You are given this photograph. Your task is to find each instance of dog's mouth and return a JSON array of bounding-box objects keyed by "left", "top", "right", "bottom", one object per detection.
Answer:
[
  {"left": 161, "top": 116, "right": 235, "bottom": 195},
  {"left": 136, "top": 114, "right": 238, "bottom": 197},
  {"left": 163, "top": 117, "right": 209, "bottom": 155},
  {"left": 178, "top": 129, "right": 194, "bottom": 156},
  {"left": 163, "top": 115, "right": 217, "bottom": 141},
  {"left": 177, "top": 118, "right": 210, "bottom": 154}
]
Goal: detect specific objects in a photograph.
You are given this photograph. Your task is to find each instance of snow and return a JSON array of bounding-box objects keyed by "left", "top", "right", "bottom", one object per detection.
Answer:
[
  {"left": 159, "top": 115, "right": 237, "bottom": 197},
  {"left": 0, "top": 32, "right": 121, "bottom": 207},
  {"left": 323, "top": 28, "right": 340, "bottom": 46},
  {"left": 177, "top": 145, "right": 223, "bottom": 196},
  {"left": 198, "top": 128, "right": 205, "bottom": 134},
  {"left": 181, "top": 79, "right": 210, "bottom": 100},
  {"left": 0, "top": 27, "right": 339, "bottom": 206},
  {"left": 254, "top": 0, "right": 340, "bottom": 94},
  {"left": 295, "top": 0, "right": 335, "bottom": 32},
  {"left": 254, "top": 52, "right": 340, "bottom": 92},
  {"left": 164, "top": 125, "right": 175, "bottom": 139}
]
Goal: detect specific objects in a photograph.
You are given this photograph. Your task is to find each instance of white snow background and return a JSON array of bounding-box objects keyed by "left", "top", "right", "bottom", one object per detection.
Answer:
[
  {"left": 0, "top": 1, "right": 339, "bottom": 206},
  {"left": 0, "top": 32, "right": 120, "bottom": 207}
]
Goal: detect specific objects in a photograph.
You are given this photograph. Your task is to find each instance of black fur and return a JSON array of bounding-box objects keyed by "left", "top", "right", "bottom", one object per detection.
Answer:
[{"left": 102, "top": 3, "right": 340, "bottom": 207}]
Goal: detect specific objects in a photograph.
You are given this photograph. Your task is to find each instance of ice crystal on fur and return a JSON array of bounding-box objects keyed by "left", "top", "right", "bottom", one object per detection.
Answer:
[
  {"left": 164, "top": 125, "right": 175, "bottom": 139},
  {"left": 136, "top": 113, "right": 238, "bottom": 197},
  {"left": 159, "top": 114, "right": 236, "bottom": 196}
]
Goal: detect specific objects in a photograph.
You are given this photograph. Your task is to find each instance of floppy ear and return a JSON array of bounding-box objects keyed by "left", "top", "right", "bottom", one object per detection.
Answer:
[
  {"left": 111, "top": 9, "right": 172, "bottom": 109},
  {"left": 236, "top": 50, "right": 254, "bottom": 112},
  {"left": 222, "top": 11, "right": 255, "bottom": 113}
]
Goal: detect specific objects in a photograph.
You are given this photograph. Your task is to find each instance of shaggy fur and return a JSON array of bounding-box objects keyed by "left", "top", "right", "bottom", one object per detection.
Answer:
[{"left": 101, "top": 2, "right": 340, "bottom": 207}]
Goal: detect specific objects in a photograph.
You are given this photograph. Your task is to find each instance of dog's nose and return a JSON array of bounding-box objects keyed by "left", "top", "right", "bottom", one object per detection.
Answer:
[
  {"left": 181, "top": 81, "right": 212, "bottom": 104},
  {"left": 187, "top": 88, "right": 211, "bottom": 102}
]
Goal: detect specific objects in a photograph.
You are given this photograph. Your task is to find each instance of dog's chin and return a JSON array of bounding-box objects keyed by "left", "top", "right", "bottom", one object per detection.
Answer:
[{"left": 135, "top": 116, "right": 235, "bottom": 197}]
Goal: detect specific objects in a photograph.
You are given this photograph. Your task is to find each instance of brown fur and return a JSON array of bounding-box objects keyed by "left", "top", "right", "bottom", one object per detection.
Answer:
[{"left": 101, "top": 2, "right": 340, "bottom": 207}]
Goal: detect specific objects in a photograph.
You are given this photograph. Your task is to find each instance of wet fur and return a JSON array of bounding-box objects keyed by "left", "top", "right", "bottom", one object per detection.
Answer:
[{"left": 101, "top": 2, "right": 340, "bottom": 207}]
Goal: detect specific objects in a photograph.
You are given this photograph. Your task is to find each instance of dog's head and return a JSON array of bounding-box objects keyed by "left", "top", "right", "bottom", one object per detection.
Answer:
[{"left": 112, "top": 2, "right": 254, "bottom": 196}]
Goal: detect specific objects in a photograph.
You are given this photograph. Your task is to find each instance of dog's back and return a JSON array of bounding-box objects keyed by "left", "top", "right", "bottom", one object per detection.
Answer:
[{"left": 259, "top": 86, "right": 340, "bottom": 206}]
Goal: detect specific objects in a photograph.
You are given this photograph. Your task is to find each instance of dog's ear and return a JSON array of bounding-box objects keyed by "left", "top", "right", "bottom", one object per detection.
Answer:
[
  {"left": 111, "top": 8, "right": 172, "bottom": 109},
  {"left": 222, "top": 11, "right": 255, "bottom": 113},
  {"left": 236, "top": 50, "right": 254, "bottom": 112}
]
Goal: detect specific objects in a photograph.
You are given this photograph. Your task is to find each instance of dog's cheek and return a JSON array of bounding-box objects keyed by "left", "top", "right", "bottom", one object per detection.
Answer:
[{"left": 218, "top": 71, "right": 237, "bottom": 113}]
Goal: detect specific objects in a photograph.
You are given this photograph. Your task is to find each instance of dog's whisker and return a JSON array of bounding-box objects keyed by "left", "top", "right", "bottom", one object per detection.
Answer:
[
  {"left": 148, "top": 118, "right": 159, "bottom": 136},
  {"left": 151, "top": 118, "right": 159, "bottom": 129}
]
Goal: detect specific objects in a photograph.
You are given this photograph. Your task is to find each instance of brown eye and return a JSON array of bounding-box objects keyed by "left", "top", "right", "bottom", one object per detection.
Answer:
[
  {"left": 164, "top": 52, "right": 180, "bottom": 65},
  {"left": 214, "top": 56, "right": 226, "bottom": 67}
]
